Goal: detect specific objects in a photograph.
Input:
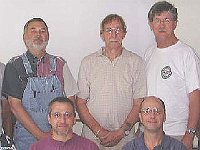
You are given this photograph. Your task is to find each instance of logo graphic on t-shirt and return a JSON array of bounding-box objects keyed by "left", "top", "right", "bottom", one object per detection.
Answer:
[{"left": 161, "top": 66, "right": 172, "bottom": 79}]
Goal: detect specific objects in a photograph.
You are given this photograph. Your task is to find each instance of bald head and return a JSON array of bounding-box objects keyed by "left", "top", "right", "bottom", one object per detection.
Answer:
[{"left": 141, "top": 96, "right": 165, "bottom": 113}]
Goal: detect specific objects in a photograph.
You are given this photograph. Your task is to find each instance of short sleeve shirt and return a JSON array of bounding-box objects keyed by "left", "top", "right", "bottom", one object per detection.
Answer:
[
  {"left": 29, "top": 133, "right": 99, "bottom": 150},
  {"left": 122, "top": 133, "right": 187, "bottom": 150},
  {"left": 77, "top": 48, "right": 146, "bottom": 138},
  {"left": 2, "top": 51, "right": 78, "bottom": 100},
  {"left": 145, "top": 41, "right": 200, "bottom": 135}
]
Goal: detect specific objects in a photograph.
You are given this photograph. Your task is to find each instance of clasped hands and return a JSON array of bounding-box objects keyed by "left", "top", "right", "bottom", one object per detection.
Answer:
[{"left": 96, "top": 127, "right": 125, "bottom": 147}]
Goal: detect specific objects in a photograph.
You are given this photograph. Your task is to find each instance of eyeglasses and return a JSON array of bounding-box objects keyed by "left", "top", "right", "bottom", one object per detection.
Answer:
[
  {"left": 50, "top": 112, "right": 74, "bottom": 119},
  {"left": 140, "top": 107, "right": 163, "bottom": 115},
  {"left": 104, "top": 27, "right": 124, "bottom": 34},
  {"left": 152, "top": 18, "right": 173, "bottom": 25}
]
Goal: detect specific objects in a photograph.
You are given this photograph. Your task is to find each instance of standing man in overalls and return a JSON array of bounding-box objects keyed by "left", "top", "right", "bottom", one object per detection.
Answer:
[{"left": 2, "top": 18, "right": 78, "bottom": 150}]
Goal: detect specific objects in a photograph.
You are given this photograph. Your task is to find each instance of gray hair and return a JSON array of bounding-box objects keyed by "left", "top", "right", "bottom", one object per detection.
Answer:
[
  {"left": 48, "top": 97, "right": 76, "bottom": 117},
  {"left": 148, "top": 1, "right": 178, "bottom": 22},
  {"left": 23, "top": 18, "right": 49, "bottom": 34},
  {"left": 100, "top": 14, "right": 127, "bottom": 34}
]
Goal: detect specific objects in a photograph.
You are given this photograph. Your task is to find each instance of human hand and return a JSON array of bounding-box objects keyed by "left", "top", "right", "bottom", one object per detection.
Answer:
[
  {"left": 99, "top": 128, "right": 124, "bottom": 147},
  {"left": 181, "top": 134, "right": 194, "bottom": 150}
]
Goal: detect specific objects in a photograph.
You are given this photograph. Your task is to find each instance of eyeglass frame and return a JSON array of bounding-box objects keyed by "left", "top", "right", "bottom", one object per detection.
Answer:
[
  {"left": 50, "top": 111, "right": 75, "bottom": 119},
  {"left": 103, "top": 27, "right": 124, "bottom": 34},
  {"left": 140, "top": 107, "right": 164, "bottom": 115},
  {"left": 152, "top": 18, "right": 174, "bottom": 25}
]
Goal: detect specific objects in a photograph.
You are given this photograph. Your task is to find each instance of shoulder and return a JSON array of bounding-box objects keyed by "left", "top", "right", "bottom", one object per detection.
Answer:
[
  {"left": 144, "top": 44, "right": 156, "bottom": 61},
  {"left": 73, "top": 134, "right": 96, "bottom": 145},
  {"left": 5, "top": 55, "right": 23, "bottom": 72},
  {"left": 79, "top": 50, "right": 100, "bottom": 68},
  {"left": 163, "top": 135, "right": 187, "bottom": 149},
  {"left": 122, "top": 137, "right": 143, "bottom": 150},
  {"left": 124, "top": 49, "right": 142, "bottom": 59},
  {"left": 48, "top": 54, "right": 66, "bottom": 64},
  {"left": 82, "top": 51, "right": 100, "bottom": 62},
  {"left": 0, "top": 62, "right": 5, "bottom": 73},
  {"left": 7, "top": 55, "right": 22, "bottom": 65},
  {"left": 30, "top": 137, "right": 50, "bottom": 149},
  {"left": 122, "top": 49, "right": 145, "bottom": 69},
  {"left": 0, "top": 62, "right": 5, "bottom": 68},
  {"left": 71, "top": 134, "right": 99, "bottom": 149},
  {"left": 123, "top": 49, "right": 144, "bottom": 63},
  {"left": 176, "top": 41, "right": 198, "bottom": 56}
]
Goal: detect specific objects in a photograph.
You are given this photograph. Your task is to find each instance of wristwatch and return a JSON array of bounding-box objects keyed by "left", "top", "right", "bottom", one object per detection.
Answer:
[{"left": 186, "top": 128, "right": 196, "bottom": 134}]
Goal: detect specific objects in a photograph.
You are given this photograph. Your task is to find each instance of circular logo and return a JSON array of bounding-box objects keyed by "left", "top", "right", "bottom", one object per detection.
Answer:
[{"left": 161, "top": 66, "right": 172, "bottom": 79}]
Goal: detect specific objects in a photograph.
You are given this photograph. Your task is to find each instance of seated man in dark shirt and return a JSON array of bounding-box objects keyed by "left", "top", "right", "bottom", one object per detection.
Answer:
[
  {"left": 122, "top": 96, "right": 187, "bottom": 150},
  {"left": 29, "top": 97, "right": 99, "bottom": 150}
]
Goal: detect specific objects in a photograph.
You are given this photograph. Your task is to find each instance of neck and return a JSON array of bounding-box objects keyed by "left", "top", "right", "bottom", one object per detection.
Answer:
[
  {"left": 52, "top": 131, "right": 73, "bottom": 142},
  {"left": 143, "top": 131, "right": 164, "bottom": 150},
  {"left": 103, "top": 46, "right": 123, "bottom": 61},
  {"left": 156, "top": 35, "right": 178, "bottom": 48},
  {"left": 29, "top": 49, "right": 46, "bottom": 59}
]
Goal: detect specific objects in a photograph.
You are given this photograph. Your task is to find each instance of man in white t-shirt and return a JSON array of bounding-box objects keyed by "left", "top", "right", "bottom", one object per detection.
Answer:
[{"left": 145, "top": 1, "right": 200, "bottom": 150}]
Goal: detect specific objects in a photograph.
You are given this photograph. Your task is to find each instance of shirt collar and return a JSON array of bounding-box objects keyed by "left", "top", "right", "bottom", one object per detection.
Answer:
[
  {"left": 139, "top": 132, "right": 168, "bottom": 149},
  {"left": 26, "top": 51, "right": 48, "bottom": 63},
  {"left": 96, "top": 47, "right": 127, "bottom": 58}
]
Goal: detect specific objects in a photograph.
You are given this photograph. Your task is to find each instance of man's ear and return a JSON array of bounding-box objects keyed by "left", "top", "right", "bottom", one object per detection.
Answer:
[
  {"left": 48, "top": 115, "right": 51, "bottom": 124},
  {"left": 148, "top": 21, "right": 153, "bottom": 31},
  {"left": 73, "top": 118, "right": 76, "bottom": 125},
  {"left": 100, "top": 32, "right": 105, "bottom": 41},
  {"left": 172, "top": 20, "right": 178, "bottom": 30},
  {"left": 164, "top": 113, "right": 166, "bottom": 122}
]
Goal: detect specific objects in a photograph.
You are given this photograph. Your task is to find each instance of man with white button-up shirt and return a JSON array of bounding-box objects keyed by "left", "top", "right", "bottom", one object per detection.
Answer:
[{"left": 76, "top": 14, "right": 146, "bottom": 150}]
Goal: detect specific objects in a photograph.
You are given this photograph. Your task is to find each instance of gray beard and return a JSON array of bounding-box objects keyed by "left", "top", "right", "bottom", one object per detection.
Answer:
[{"left": 25, "top": 39, "right": 48, "bottom": 51}]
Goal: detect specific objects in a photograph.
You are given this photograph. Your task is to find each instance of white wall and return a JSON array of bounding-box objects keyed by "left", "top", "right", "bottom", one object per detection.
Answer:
[{"left": 0, "top": 0, "right": 154, "bottom": 79}]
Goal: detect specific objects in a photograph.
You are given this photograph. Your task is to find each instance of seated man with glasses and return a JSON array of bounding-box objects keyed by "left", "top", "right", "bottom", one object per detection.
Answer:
[
  {"left": 122, "top": 96, "right": 187, "bottom": 150},
  {"left": 29, "top": 97, "right": 99, "bottom": 150}
]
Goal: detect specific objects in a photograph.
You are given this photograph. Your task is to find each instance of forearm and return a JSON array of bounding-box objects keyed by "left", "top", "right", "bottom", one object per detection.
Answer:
[
  {"left": 1, "top": 99, "right": 13, "bottom": 138},
  {"left": 8, "top": 96, "right": 45, "bottom": 140},
  {"left": 76, "top": 97, "right": 103, "bottom": 136},
  {"left": 121, "top": 98, "right": 142, "bottom": 131},
  {"left": 67, "top": 95, "right": 76, "bottom": 104},
  {"left": 187, "top": 89, "right": 200, "bottom": 131}
]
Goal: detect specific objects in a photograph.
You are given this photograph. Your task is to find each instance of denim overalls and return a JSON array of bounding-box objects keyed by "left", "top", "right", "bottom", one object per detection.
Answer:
[{"left": 14, "top": 53, "right": 64, "bottom": 150}]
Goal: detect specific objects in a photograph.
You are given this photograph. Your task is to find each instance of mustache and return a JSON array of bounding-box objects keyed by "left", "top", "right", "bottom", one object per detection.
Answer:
[{"left": 158, "top": 28, "right": 166, "bottom": 32}]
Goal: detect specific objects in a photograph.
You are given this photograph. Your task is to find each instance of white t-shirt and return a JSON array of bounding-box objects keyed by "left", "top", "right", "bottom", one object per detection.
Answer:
[{"left": 145, "top": 40, "right": 200, "bottom": 136}]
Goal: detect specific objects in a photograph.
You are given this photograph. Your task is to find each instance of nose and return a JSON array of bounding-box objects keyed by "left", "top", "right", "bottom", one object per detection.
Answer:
[
  {"left": 59, "top": 114, "right": 67, "bottom": 123},
  {"left": 160, "top": 20, "right": 166, "bottom": 26},
  {"left": 110, "top": 30, "right": 117, "bottom": 37},
  {"left": 34, "top": 30, "right": 42, "bottom": 37},
  {"left": 149, "top": 111, "right": 156, "bottom": 118}
]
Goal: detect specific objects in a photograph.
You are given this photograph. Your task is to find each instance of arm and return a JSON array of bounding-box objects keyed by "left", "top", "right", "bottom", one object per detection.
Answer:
[
  {"left": 121, "top": 98, "right": 142, "bottom": 132},
  {"left": 68, "top": 95, "right": 76, "bottom": 104},
  {"left": 182, "top": 89, "right": 200, "bottom": 150},
  {"left": 1, "top": 99, "right": 13, "bottom": 138},
  {"left": 8, "top": 96, "right": 49, "bottom": 140},
  {"left": 100, "top": 98, "right": 142, "bottom": 147},
  {"left": 76, "top": 97, "right": 110, "bottom": 138}
]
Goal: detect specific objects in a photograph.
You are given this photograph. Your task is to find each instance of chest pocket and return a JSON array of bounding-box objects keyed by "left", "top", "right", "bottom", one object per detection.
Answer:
[{"left": 20, "top": 53, "right": 64, "bottom": 114}]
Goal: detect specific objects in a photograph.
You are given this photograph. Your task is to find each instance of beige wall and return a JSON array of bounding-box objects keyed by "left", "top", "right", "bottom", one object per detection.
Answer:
[{"left": 155, "top": 0, "right": 200, "bottom": 56}]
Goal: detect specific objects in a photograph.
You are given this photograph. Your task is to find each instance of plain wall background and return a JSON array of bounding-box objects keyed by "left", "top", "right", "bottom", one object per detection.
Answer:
[
  {"left": 0, "top": 0, "right": 199, "bottom": 135},
  {"left": 0, "top": 0, "right": 155, "bottom": 79}
]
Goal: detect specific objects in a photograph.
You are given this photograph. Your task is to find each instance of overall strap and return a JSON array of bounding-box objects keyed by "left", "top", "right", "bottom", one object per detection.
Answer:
[
  {"left": 21, "top": 53, "right": 34, "bottom": 75},
  {"left": 49, "top": 55, "right": 57, "bottom": 72}
]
